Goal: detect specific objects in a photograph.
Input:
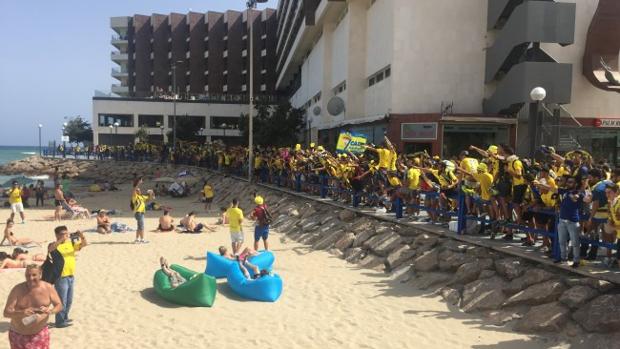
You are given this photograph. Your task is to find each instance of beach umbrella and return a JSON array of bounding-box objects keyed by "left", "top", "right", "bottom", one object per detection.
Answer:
[
  {"left": 2, "top": 176, "right": 35, "bottom": 187},
  {"left": 154, "top": 177, "right": 175, "bottom": 183}
]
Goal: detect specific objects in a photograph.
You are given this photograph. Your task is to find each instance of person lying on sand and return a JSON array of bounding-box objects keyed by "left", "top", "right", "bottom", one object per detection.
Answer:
[
  {"left": 11, "top": 248, "right": 45, "bottom": 263},
  {"left": 96, "top": 210, "right": 111, "bottom": 234},
  {"left": 1, "top": 219, "right": 39, "bottom": 247},
  {"left": 156, "top": 210, "right": 175, "bottom": 232},
  {"left": 0, "top": 251, "right": 43, "bottom": 269},
  {"left": 218, "top": 246, "right": 260, "bottom": 279},
  {"left": 159, "top": 257, "right": 186, "bottom": 288}
]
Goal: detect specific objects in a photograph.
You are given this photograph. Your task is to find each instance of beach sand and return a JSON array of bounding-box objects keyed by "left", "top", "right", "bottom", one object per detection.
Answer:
[{"left": 0, "top": 181, "right": 565, "bottom": 349}]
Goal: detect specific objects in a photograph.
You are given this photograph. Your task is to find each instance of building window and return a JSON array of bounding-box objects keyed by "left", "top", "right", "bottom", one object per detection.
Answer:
[
  {"left": 98, "top": 114, "right": 133, "bottom": 127},
  {"left": 367, "top": 65, "right": 391, "bottom": 88},
  {"left": 385, "top": 67, "right": 391, "bottom": 78},
  {"left": 138, "top": 114, "right": 164, "bottom": 128},
  {"left": 376, "top": 71, "right": 384, "bottom": 83},
  {"left": 368, "top": 77, "right": 375, "bottom": 87},
  {"left": 167, "top": 115, "right": 205, "bottom": 129},
  {"left": 210, "top": 116, "right": 239, "bottom": 129}
]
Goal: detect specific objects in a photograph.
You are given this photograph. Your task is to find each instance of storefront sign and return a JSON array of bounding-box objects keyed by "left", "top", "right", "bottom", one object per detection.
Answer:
[
  {"left": 594, "top": 118, "right": 620, "bottom": 127},
  {"left": 401, "top": 123, "right": 438, "bottom": 140},
  {"left": 336, "top": 131, "right": 368, "bottom": 154}
]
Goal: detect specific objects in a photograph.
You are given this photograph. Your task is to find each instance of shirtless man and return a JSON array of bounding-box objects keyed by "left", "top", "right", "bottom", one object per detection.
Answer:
[
  {"left": 157, "top": 210, "right": 174, "bottom": 232},
  {"left": 3, "top": 265, "right": 63, "bottom": 349},
  {"left": 53, "top": 184, "right": 67, "bottom": 222},
  {"left": 179, "top": 212, "right": 210, "bottom": 233}
]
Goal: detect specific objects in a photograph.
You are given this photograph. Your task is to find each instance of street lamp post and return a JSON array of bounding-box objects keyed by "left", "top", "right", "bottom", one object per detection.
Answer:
[
  {"left": 62, "top": 122, "right": 68, "bottom": 158},
  {"left": 221, "top": 123, "right": 228, "bottom": 139},
  {"left": 246, "top": 0, "right": 267, "bottom": 182},
  {"left": 529, "top": 87, "right": 547, "bottom": 159},
  {"left": 38, "top": 124, "right": 42, "bottom": 156},
  {"left": 113, "top": 122, "right": 120, "bottom": 135},
  {"left": 108, "top": 125, "right": 114, "bottom": 145},
  {"left": 171, "top": 60, "right": 184, "bottom": 152}
]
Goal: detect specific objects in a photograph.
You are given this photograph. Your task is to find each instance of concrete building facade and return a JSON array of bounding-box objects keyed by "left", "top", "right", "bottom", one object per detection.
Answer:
[
  {"left": 276, "top": 0, "right": 620, "bottom": 161},
  {"left": 110, "top": 9, "right": 277, "bottom": 98}
]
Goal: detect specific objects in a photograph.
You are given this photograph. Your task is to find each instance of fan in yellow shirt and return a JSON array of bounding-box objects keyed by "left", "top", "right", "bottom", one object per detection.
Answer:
[
  {"left": 202, "top": 182, "right": 215, "bottom": 211},
  {"left": 225, "top": 198, "right": 244, "bottom": 254}
]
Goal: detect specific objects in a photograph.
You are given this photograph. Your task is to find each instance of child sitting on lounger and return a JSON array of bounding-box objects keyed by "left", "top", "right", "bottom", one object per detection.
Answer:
[{"left": 159, "top": 257, "right": 186, "bottom": 288}]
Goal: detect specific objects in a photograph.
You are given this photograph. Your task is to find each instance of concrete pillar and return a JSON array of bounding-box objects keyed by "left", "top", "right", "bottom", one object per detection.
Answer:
[{"left": 345, "top": 0, "right": 370, "bottom": 120}]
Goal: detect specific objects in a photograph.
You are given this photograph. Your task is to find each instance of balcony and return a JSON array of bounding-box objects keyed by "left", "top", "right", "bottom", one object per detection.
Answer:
[
  {"left": 111, "top": 51, "right": 128, "bottom": 62},
  {"left": 111, "top": 84, "right": 130, "bottom": 95},
  {"left": 110, "top": 16, "right": 130, "bottom": 33},
  {"left": 111, "top": 68, "right": 129, "bottom": 79},
  {"left": 111, "top": 35, "right": 129, "bottom": 49}
]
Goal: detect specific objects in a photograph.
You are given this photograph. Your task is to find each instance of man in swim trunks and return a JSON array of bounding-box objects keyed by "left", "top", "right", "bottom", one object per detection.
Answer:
[
  {"left": 3, "top": 264, "right": 63, "bottom": 349},
  {"left": 157, "top": 210, "right": 175, "bottom": 232},
  {"left": 53, "top": 184, "right": 67, "bottom": 222}
]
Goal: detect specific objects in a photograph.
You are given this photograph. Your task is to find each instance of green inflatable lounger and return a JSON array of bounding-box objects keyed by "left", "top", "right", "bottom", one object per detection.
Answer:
[{"left": 153, "top": 264, "right": 217, "bottom": 307}]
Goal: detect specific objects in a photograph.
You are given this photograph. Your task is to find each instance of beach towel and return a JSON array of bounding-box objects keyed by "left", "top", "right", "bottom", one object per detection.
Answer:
[{"left": 111, "top": 223, "right": 133, "bottom": 233}]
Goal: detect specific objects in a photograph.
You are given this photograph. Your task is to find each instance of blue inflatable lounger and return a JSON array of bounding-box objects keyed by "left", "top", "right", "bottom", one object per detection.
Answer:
[
  {"left": 205, "top": 250, "right": 275, "bottom": 279},
  {"left": 226, "top": 262, "right": 283, "bottom": 302}
]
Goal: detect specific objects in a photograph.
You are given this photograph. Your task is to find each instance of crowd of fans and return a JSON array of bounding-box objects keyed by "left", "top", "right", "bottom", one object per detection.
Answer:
[{"left": 51, "top": 136, "right": 620, "bottom": 269}]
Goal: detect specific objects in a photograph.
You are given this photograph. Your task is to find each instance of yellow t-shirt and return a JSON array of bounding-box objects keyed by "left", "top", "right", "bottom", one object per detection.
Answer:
[
  {"left": 203, "top": 185, "right": 214, "bottom": 199},
  {"left": 254, "top": 156, "right": 262, "bottom": 169},
  {"left": 8, "top": 188, "right": 22, "bottom": 204},
  {"left": 226, "top": 207, "right": 243, "bottom": 232},
  {"left": 377, "top": 148, "right": 392, "bottom": 169},
  {"left": 539, "top": 177, "right": 557, "bottom": 208},
  {"left": 474, "top": 172, "right": 494, "bottom": 201},
  {"left": 508, "top": 158, "right": 525, "bottom": 186},
  {"left": 388, "top": 176, "right": 402, "bottom": 187},
  {"left": 132, "top": 193, "right": 149, "bottom": 213},
  {"left": 407, "top": 168, "right": 421, "bottom": 190},
  {"left": 430, "top": 169, "right": 457, "bottom": 188},
  {"left": 461, "top": 158, "right": 479, "bottom": 174},
  {"left": 57, "top": 240, "right": 81, "bottom": 277}
]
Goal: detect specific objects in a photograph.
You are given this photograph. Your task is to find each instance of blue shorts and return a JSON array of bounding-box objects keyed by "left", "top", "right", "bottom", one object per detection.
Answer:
[
  {"left": 254, "top": 225, "right": 269, "bottom": 241},
  {"left": 134, "top": 212, "right": 145, "bottom": 231}
]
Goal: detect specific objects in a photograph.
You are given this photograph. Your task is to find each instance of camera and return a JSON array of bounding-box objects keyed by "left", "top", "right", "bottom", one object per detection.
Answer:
[{"left": 70, "top": 232, "right": 80, "bottom": 242}]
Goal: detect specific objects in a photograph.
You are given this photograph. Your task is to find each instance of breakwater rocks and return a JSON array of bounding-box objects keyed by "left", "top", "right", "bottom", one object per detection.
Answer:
[{"left": 0, "top": 157, "right": 168, "bottom": 183}]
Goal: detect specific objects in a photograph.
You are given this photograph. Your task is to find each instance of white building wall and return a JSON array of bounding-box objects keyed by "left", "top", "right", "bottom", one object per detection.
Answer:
[
  {"left": 330, "top": 11, "right": 349, "bottom": 89},
  {"left": 365, "top": 0, "right": 393, "bottom": 77},
  {"left": 364, "top": 0, "right": 394, "bottom": 118},
  {"left": 390, "top": 0, "right": 487, "bottom": 115},
  {"left": 541, "top": 0, "right": 620, "bottom": 119},
  {"left": 92, "top": 99, "right": 250, "bottom": 144}
]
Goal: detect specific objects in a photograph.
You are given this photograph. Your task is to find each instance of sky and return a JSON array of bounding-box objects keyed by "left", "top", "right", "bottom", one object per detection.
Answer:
[{"left": 0, "top": 0, "right": 278, "bottom": 146}]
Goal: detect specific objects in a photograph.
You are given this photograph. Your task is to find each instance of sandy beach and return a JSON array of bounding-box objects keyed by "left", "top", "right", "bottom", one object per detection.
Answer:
[{"left": 0, "top": 180, "right": 568, "bottom": 349}]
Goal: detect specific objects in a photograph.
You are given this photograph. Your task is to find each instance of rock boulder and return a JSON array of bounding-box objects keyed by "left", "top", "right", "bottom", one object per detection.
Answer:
[{"left": 514, "top": 302, "right": 570, "bottom": 332}]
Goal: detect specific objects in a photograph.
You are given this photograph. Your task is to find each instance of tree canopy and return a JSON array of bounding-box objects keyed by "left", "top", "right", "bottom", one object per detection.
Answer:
[
  {"left": 64, "top": 116, "right": 93, "bottom": 144},
  {"left": 167, "top": 116, "right": 203, "bottom": 144},
  {"left": 239, "top": 100, "right": 304, "bottom": 147}
]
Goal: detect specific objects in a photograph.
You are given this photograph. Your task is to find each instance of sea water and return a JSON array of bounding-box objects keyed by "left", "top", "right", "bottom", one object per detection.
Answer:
[{"left": 0, "top": 145, "right": 43, "bottom": 184}]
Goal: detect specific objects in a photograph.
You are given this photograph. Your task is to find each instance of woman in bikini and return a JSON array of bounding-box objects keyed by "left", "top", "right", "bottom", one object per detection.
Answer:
[
  {"left": 11, "top": 248, "right": 45, "bottom": 263},
  {"left": 1, "top": 219, "right": 38, "bottom": 247},
  {"left": 0, "top": 251, "right": 43, "bottom": 269}
]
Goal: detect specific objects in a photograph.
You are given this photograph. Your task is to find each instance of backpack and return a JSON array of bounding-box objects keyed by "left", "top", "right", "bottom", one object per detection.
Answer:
[
  {"left": 259, "top": 206, "right": 273, "bottom": 226},
  {"left": 41, "top": 249, "right": 64, "bottom": 285}
]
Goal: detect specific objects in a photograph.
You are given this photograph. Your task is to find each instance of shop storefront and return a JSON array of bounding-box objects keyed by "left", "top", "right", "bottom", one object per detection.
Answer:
[
  {"left": 559, "top": 118, "right": 620, "bottom": 165},
  {"left": 387, "top": 114, "right": 517, "bottom": 157}
]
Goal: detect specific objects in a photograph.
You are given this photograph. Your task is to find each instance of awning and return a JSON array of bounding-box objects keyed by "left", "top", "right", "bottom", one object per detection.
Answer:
[
  {"left": 441, "top": 116, "right": 517, "bottom": 124},
  {"left": 316, "top": 114, "right": 388, "bottom": 130}
]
